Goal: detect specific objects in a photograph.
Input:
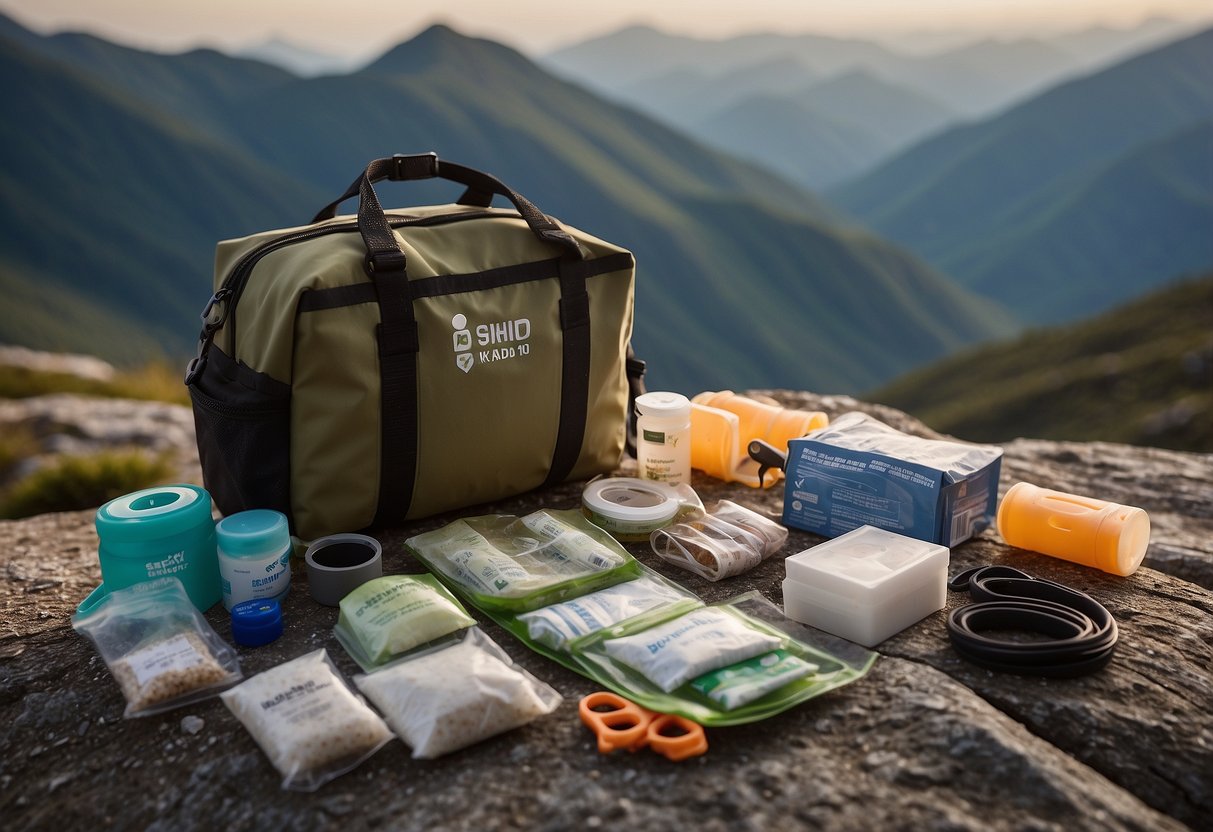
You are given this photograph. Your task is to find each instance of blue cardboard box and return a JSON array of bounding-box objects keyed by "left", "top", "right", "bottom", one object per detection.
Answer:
[{"left": 781, "top": 412, "right": 1002, "bottom": 546}]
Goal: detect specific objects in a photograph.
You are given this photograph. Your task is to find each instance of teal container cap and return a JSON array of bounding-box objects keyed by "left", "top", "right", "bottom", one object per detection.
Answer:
[
  {"left": 95, "top": 485, "right": 212, "bottom": 543},
  {"left": 216, "top": 509, "right": 290, "bottom": 558}
]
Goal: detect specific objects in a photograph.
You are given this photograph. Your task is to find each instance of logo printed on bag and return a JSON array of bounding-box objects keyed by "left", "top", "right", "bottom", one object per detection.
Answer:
[
  {"left": 450, "top": 312, "right": 531, "bottom": 372},
  {"left": 451, "top": 314, "right": 475, "bottom": 373}
]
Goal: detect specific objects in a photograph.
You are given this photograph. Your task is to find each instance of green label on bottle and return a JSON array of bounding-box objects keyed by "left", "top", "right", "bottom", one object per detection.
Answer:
[{"left": 643, "top": 429, "right": 665, "bottom": 444}]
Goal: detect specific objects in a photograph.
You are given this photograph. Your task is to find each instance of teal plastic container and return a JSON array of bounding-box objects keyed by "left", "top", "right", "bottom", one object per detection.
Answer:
[
  {"left": 77, "top": 484, "right": 220, "bottom": 615},
  {"left": 215, "top": 509, "right": 291, "bottom": 610}
]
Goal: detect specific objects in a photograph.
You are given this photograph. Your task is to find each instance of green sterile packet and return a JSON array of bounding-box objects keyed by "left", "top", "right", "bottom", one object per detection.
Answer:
[
  {"left": 690, "top": 649, "right": 819, "bottom": 711},
  {"left": 566, "top": 592, "right": 877, "bottom": 727},
  {"left": 333, "top": 574, "right": 476, "bottom": 672},
  {"left": 406, "top": 510, "right": 641, "bottom": 613}
]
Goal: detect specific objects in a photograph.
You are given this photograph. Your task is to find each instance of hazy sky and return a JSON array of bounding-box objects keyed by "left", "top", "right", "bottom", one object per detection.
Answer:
[{"left": 3, "top": 0, "right": 1211, "bottom": 56}]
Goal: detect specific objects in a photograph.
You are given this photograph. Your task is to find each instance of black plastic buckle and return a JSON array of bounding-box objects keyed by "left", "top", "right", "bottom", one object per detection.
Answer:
[
  {"left": 390, "top": 152, "right": 439, "bottom": 181},
  {"left": 364, "top": 250, "right": 407, "bottom": 275},
  {"left": 200, "top": 288, "right": 231, "bottom": 333},
  {"left": 184, "top": 331, "right": 213, "bottom": 386}
]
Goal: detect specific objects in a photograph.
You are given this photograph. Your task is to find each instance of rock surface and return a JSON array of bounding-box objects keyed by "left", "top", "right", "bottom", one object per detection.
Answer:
[
  {"left": 0, "top": 345, "right": 115, "bottom": 381},
  {"left": 1, "top": 392, "right": 1210, "bottom": 831},
  {"left": 0, "top": 394, "right": 201, "bottom": 486}
]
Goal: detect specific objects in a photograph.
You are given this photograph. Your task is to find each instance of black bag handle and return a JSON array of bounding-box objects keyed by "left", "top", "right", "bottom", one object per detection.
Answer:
[{"left": 310, "top": 153, "right": 585, "bottom": 269}]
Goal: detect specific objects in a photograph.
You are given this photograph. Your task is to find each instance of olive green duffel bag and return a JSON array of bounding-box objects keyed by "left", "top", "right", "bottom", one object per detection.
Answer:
[{"left": 185, "top": 154, "right": 642, "bottom": 540}]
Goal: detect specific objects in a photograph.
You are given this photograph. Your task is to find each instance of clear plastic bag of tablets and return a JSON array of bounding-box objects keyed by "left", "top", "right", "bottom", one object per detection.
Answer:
[
  {"left": 406, "top": 509, "right": 641, "bottom": 612},
  {"left": 650, "top": 500, "right": 788, "bottom": 581},
  {"left": 355, "top": 628, "right": 561, "bottom": 759},
  {"left": 220, "top": 649, "right": 393, "bottom": 791},
  {"left": 71, "top": 577, "right": 242, "bottom": 717}
]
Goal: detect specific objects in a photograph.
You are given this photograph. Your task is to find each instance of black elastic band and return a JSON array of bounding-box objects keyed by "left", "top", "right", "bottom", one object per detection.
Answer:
[
  {"left": 542, "top": 256, "right": 591, "bottom": 489},
  {"left": 946, "top": 566, "right": 1117, "bottom": 677}
]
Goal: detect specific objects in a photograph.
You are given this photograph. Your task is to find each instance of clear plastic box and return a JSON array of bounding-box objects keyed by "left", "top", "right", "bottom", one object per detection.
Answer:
[{"left": 782, "top": 525, "right": 949, "bottom": 647}]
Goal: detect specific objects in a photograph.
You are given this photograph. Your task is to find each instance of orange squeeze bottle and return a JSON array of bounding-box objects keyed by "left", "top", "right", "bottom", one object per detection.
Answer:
[
  {"left": 996, "top": 482, "right": 1151, "bottom": 577},
  {"left": 691, "top": 391, "right": 827, "bottom": 451}
]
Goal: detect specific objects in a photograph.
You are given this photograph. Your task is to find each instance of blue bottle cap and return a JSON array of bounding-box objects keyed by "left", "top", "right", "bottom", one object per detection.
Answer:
[{"left": 230, "top": 598, "right": 283, "bottom": 647}]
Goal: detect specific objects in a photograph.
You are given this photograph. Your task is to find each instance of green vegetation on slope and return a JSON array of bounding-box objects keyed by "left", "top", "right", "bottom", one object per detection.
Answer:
[
  {"left": 0, "top": 449, "right": 174, "bottom": 519},
  {"left": 944, "top": 121, "right": 1213, "bottom": 320},
  {"left": 0, "top": 36, "right": 326, "bottom": 362},
  {"left": 0, "top": 362, "right": 189, "bottom": 405},
  {"left": 870, "top": 274, "right": 1213, "bottom": 452}
]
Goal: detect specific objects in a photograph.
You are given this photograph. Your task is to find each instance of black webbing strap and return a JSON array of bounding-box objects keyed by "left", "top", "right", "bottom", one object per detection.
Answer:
[
  {"left": 624, "top": 346, "right": 647, "bottom": 459},
  {"left": 312, "top": 154, "right": 586, "bottom": 261},
  {"left": 348, "top": 160, "right": 422, "bottom": 526},
  {"left": 542, "top": 255, "right": 592, "bottom": 488},
  {"left": 369, "top": 264, "right": 420, "bottom": 528}
]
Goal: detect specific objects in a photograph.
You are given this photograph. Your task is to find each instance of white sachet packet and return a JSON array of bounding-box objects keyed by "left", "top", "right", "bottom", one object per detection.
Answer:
[{"left": 602, "top": 607, "right": 781, "bottom": 693}]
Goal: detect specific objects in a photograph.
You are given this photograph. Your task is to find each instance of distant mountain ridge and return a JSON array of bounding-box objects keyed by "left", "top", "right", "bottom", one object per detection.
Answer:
[
  {"left": 625, "top": 66, "right": 958, "bottom": 190},
  {"left": 832, "top": 27, "right": 1213, "bottom": 325},
  {"left": 236, "top": 36, "right": 363, "bottom": 77},
  {"left": 0, "top": 13, "right": 1011, "bottom": 394},
  {"left": 542, "top": 19, "right": 1204, "bottom": 119}
]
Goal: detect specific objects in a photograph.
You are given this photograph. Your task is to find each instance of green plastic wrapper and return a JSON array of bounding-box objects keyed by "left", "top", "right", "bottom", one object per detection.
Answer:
[
  {"left": 334, "top": 574, "right": 475, "bottom": 671},
  {"left": 568, "top": 593, "right": 877, "bottom": 725},
  {"left": 406, "top": 510, "right": 641, "bottom": 613},
  {"left": 472, "top": 571, "right": 876, "bottom": 727}
]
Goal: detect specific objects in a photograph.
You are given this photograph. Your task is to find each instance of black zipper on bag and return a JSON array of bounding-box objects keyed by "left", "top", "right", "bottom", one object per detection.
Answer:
[{"left": 186, "top": 209, "right": 501, "bottom": 384}]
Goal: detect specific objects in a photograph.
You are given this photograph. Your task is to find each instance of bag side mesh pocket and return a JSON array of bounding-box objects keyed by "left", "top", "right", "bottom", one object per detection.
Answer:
[{"left": 190, "top": 347, "right": 291, "bottom": 519}]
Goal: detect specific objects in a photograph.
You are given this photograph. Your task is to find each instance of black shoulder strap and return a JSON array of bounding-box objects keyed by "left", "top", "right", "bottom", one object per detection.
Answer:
[{"left": 542, "top": 255, "right": 592, "bottom": 488}]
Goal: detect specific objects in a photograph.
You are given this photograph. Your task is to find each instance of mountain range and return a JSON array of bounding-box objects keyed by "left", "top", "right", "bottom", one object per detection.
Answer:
[
  {"left": 542, "top": 18, "right": 1207, "bottom": 193},
  {"left": 694, "top": 71, "right": 956, "bottom": 189},
  {"left": 871, "top": 273, "right": 1213, "bottom": 452},
  {"left": 0, "top": 13, "right": 1011, "bottom": 394},
  {"left": 832, "top": 27, "right": 1213, "bottom": 324},
  {"left": 543, "top": 18, "right": 1203, "bottom": 119},
  {"left": 235, "top": 36, "right": 363, "bottom": 77}
]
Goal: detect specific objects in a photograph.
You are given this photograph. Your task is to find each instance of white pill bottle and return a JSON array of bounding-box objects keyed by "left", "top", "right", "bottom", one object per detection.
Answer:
[
  {"left": 215, "top": 509, "right": 292, "bottom": 610},
  {"left": 635, "top": 392, "right": 692, "bottom": 486}
]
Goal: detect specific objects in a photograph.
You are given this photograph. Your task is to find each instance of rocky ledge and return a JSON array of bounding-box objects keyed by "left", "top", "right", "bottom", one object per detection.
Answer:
[{"left": 1, "top": 393, "right": 1210, "bottom": 831}]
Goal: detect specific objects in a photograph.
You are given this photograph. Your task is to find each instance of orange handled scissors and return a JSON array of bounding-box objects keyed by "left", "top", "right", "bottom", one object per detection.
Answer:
[{"left": 578, "top": 691, "right": 708, "bottom": 761}]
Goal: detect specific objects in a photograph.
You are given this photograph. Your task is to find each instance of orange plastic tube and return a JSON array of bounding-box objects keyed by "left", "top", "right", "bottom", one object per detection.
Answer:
[
  {"left": 996, "top": 482, "right": 1151, "bottom": 576},
  {"left": 692, "top": 391, "right": 828, "bottom": 451},
  {"left": 690, "top": 392, "right": 828, "bottom": 487}
]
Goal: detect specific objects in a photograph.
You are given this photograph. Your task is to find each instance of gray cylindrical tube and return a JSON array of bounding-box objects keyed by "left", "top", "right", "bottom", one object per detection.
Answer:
[{"left": 305, "top": 534, "right": 383, "bottom": 606}]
